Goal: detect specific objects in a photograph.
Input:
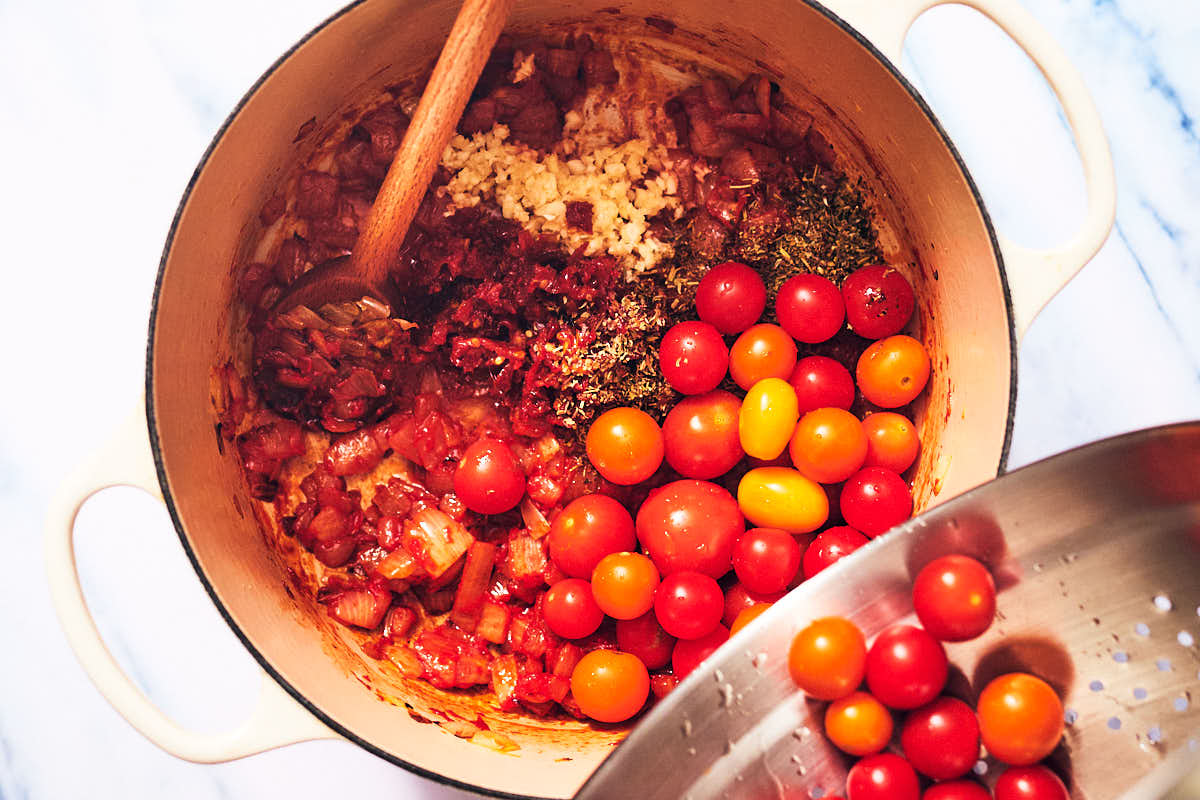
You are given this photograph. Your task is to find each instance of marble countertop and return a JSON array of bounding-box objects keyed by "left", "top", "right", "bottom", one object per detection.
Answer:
[{"left": 2, "top": 0, "right": 1198, "bottom": 797}]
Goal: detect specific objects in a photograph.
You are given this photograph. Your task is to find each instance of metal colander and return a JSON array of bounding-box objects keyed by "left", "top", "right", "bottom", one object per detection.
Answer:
[{"left": 575, "top": 422, "right": 1200, "bottom": 800}]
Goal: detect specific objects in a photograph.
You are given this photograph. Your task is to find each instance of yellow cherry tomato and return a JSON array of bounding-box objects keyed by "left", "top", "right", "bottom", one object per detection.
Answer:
[
  {"left": 739, "top": 378, "right": 800, "bottom": 460},
  {"left": 736, "top": 467, "right": 829, "bottom": 533}
]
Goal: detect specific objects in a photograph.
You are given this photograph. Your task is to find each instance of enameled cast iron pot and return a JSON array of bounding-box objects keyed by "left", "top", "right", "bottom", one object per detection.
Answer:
[{"left": 48, "top": 0, "right": 1115, "bottom": 797}]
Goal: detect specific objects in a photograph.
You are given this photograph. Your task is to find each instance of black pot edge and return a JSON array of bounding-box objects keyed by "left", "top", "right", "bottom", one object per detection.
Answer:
[{"left": 143, "top": 1, "right": 1016, "bottom": 797}]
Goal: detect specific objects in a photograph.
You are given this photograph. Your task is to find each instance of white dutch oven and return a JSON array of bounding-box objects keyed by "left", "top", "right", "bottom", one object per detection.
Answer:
[{"left": 47, "top": 0, "right": 1115, "bottom": 797}]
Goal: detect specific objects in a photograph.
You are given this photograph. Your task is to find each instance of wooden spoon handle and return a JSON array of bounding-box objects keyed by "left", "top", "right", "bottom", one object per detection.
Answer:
[{"left": 353, "top": 0, "right": 516, "bottom": 286}]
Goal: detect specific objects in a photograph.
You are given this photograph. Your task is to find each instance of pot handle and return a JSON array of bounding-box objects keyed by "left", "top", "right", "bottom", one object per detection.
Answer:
[
  {"left": 818, "top": 0, "right": 1116, "bottom": 340},
  {"left": 45, "top": 401, "right": 340, "bottom": 762}
]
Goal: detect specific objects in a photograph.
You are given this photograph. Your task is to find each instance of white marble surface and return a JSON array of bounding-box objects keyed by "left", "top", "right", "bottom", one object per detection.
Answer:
[{"left": 3, "top": 0, "right": 1198, "bottom": 798}]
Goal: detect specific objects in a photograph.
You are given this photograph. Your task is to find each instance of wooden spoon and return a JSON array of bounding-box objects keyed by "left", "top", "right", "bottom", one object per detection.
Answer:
[{"left": 275, "top": 0, "right": 516, "bottom": 313}]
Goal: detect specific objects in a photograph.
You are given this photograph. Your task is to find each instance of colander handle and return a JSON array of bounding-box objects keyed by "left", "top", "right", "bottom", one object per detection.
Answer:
[
  {"left": 818, "top": 0, "right": 1117, "bottom": 340},
  {"left": 44, "top": 401, "right": 340, "bottom": 762}
]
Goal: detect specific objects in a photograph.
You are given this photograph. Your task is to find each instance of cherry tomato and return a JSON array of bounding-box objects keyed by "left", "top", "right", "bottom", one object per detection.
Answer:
[
  {"left": 787, "top": 616, "right": 866, "bottom": 701},
  {"left": 729, "top": 323, "right": 798, "bottom": 390},
  {"left": 590, "top": 551, "right": 660, "bottom": 620},
  {"left": 802, "top": 526, "right": 869, "bottom": 579},
  {"left": 840, "top": 466, "right": 912, "bottom": 537},
  {"left": 900, "top": 696, "right": 980, "bottom": 780},
  {"left": 846, "top": 753, "right": 921, "bottom": 800},
  {"left": 912, "top": 554, "right": 997, "bottom": 642},
  {"left": 663, "top": 391, "right": 744, "bottom": 479},
  {"left": 654, "top": 571, "right": 724, "bottom": 640},
  {"left": 570, "top": 649, "right": 650, "bottom": 723},
  {"left": 737, "top": 467, "right": 829, "bottom": 534},
  {"left": 993, "top": 766, "right": 1070, "bottom": 800},
  {"left": 865, "top": 624, "right": 949, "bottom": 709},
  {"left": 789, "top": 355, "right": 856, "bottom": 414},
  {"left": 548, "top": 494, "right": 636, "bottom": 579},
  {"left": 672, "top": 624, "right": 730, "bottom": 680},
  {"left": 977, "top": 673, "right": 1064, "bottom": 766},
  {"left": 616, "top": 611, "right": 676, "bottom": 670},
  {"left": 789, "top": 407, "right": 869, "bottom": 484},
  {"left": 732, "top": 527, "right": 802, "bottom": 594},
  {"left": 636, "top": 480, "right": 744, "bottom": 577},
  {"left": 739, "top": 378, "right": 800, "bottom": 460},
  {"left": 695, "top": 261, "right": 767, "bottom": 334},
  {"left": 722, "top": 581, "right": 785, "bottom": 627},
  {"left": 453, "top": 438, "right": 525, "bottom": 514},
  {"left": 825, "top": 691, "right": 894, "bottom": 756},
  {"left": 776, "top": 273, "right": 845, "bottom": 344},
  {"left": 585, "top": 407, "right": 664, "bottom": 485},
  {"left": 857, "top": 334, "right": 931, "bottom": 408},
  {"left": 862, "top": 411, "right": 920, "bottom": 473},
  {"left": 543, "top": 578, "right": 605, "bottom": 639},
  {"left": 842, "top": 264, "right": 916, "bottom": 340},
  {"left": 922, "top": 781, "right": 992, "bottom": 800},
  {"left": 730, "top": 602, "right": 772, "bottom": 635},
  {"left": 659, "top": 321, "right": 730, "bottom": 395}
]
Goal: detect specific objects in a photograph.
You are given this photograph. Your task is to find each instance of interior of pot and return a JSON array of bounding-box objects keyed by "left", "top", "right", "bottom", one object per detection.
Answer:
[{"left": 147, "top": 0, "right": 1013, "bottom": 796}]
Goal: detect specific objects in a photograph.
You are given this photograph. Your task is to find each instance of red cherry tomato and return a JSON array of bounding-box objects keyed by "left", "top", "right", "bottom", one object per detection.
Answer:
[
  {"left": 802, "top": 526, "right": 869, "bottom": 579},
  {"left": 543, "top": 578, "right": 605, "bottom": 639},
  {"left": 922, "top": 781, "right": 993, "bottom": 800},
  {"left": 453, "top": 438, "right": 525, "bottom": 514},
  {"left": 616, "top": 611, "right": 676, "bottom": 670},
  {"left": 994, "top": 766, "right": 1070, "bottom": 800},
  {"left": 865, "top": 624, "right": 949, "bottom": 710},
  {"left": 900, "top": 696, "right": 981, "bottom": 780},
  {"left": 788, "top": 355, "right": 856, "bottom": 414},
  {"left": 787, "top": 616, "right": 866, "bottom": 701},
  {"left": 654, "top": 571, "right": 724, "bottom": 640},
  {"left": 590, "top": 552, "right": 660, "bottom": 620},
  {"left": 585, "top": 407, "right": 664, "bottom": 485},
  {"left": 636, "top": 479, "right": 744, "bottom": 578},
  {"left": 977, "top": 673, "right": 1064, "bottom": 766},
  {"left": 825, "top": 691, "right": 894, "bottom": 756},
  {"left": 842, "top": 264, "right": 916, "bottom": 340},
  {"left": 662, "top": 391, "right": 744, "bottom": 480},
  {"left": 731, "top": 527, "right": 802, "bottom": 594},
  {"left": 659, "top": 321, "right": 730, "bottom": 395},
  {"left": 862, "top": 411, "right": 920, "bottom": 473},
  {"left": 548, "top": 494, "right": 636, "bottom": 579},
  {"left": 570, "top": 650, "right": 650, "bottom": 723},
  {"left": 729, "top": 323, "right": 798, "bottom": 389},
  {"left": 672, "top": 624, "right": 730, "bottom": 680},
  {"left": 840, "top": 466, "right": 913, "bottom": 537},
  {"left": 695, "top": 261, "right": 767, "bottom": 334},
  {"left": 789, "top": 407, "right": 869, "bottom": 484},
  {"left": 846, "top": 753, "right": 921, "bottom": 800},
  {"left": 776, "top": 273, "right": 845, "bottom": 344},
  {"left": 912, "top": 555, "right": 997, "bottom": 642},
  {"left": 722, "top": 581, "right": 785, "bottom": 627}
]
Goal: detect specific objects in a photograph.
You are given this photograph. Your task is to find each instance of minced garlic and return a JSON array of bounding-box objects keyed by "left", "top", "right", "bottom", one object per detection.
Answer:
[{"left": 439, "top": 124, "right": 682, "bottom": 274}]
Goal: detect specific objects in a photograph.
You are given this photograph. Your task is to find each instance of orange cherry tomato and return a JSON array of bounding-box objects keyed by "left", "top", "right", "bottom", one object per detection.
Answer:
[
  {"left": 591, "top": 551, "right": 660, "bottom": 620},
  {"left": 787, "top": 616, "right": 867, "bottom": 701},
  {"left": 862, "top": 411, "right": 920, "bottom": 473},
  {"left": 585, "top": 407, "right": 664, "bottom": 485},
  {"left": 737, "top": 467, "right": 829, "bottom": 534},
  {"left": 729, "top": 323, "right": 798, "bottom": 390},
  {"left": 825, "top": 691, "right": 894, "bottom": 756},
  {"left": 788, "top": 407, "right": 869, "bottom": 484},
  {"left": 570, "top": 649, "right": 650, "bottom": 723},
  {"left": 730, "top": 602, "right": 773, "bottom": 636},
  {"left": 977, "top": 673, "right": 1064, "bottom": 765},
  {"left": 739, "top": 378, "right": 800, "bottom": 460},
  {"left": 856, "top": 335, "right": 931, "bottom": 408}
]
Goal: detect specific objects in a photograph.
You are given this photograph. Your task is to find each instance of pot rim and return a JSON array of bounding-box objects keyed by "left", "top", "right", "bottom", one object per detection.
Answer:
[{"left": 144, "top": 0, "right": 1016, "bottom": 795}]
